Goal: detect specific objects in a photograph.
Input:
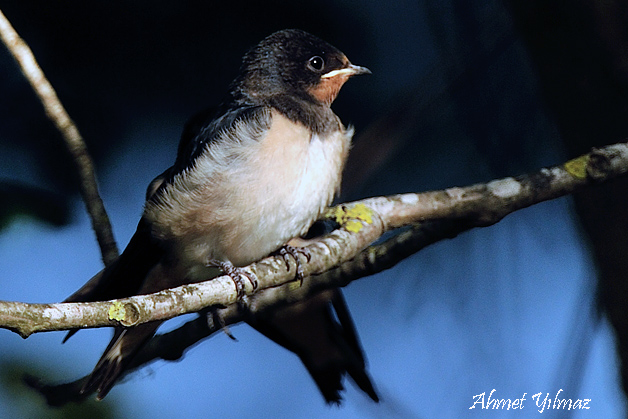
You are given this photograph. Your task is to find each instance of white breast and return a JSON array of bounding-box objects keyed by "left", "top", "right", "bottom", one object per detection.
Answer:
[{"left": 144, "top": 109, "right": 352, "bottom": 273}]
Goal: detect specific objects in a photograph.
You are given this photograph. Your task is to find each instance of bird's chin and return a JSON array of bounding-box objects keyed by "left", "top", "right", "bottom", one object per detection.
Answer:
[{"left": 309, "top": 77, "right": 347, "bottom": 105}]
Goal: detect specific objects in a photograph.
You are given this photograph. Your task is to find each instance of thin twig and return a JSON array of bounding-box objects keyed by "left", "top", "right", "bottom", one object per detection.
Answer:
[{"left": 0, "top": 8, "right": 118, "bottom": 264}]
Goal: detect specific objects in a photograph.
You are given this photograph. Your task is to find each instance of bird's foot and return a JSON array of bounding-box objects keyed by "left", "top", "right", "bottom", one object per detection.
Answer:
[
  {"left": 207, "top": 260, "right": 258, "bottom": 299},
  {"left": 207, "top": 309, "right": 237, "bottom": 341},
  {"left": 275, "top": 245, "right": 311, "bottom": 284}
]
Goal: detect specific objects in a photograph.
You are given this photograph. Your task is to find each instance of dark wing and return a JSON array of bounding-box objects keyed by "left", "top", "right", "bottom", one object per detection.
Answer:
[
  {"left": 59, "top": 102, "right": 268, "bottom": 399},
  {"left": 61, "top": 219, "right": 163, "bottom": 342},
  {"left": 143, "top": 107, "right": 221, "bottom": 201},
  {"left": 166, "top": 103, "right": 263, "bottom": 184},
  {"left": 248, "top": 289, "right": 379, "bottom": 404},
  {"left": 65, "top": 102, "right": 262, "bottom": 306},
  {"left": 177, "top": 106, "right": 220, "bottom": 162},
  {"left": 63, "top": 219, "right": 162, "bottom": 304}
]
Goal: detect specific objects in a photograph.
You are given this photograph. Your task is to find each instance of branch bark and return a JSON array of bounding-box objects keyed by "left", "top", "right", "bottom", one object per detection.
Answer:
[
  {"left": 20, "top": 144, "right": 628, "bottom": 406},
  {"left": 0, "top": 8, "right": 118, "bottom": 265},
  {"left": 4, "top": 5, "right": 623, "bottom": 343},
  {"left": 3, "top": 7, "right": 628, "bottom": 406},
  {"left": 1, "top": 143, "right": 626, "bottom": 339}
]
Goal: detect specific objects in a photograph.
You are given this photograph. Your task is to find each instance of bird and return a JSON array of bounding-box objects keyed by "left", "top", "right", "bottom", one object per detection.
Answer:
[{"left": 60, "top": 28, "right": 377, "bottom": 403}]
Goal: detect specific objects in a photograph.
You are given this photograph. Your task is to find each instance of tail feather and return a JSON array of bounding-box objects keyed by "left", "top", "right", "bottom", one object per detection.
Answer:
[
  {"left": 61, "top": 220, "right": 165, "bottom": 397},
  {"left": 248, "top": 289, "right": 378, "bottom": 403},
  {"left": 62, "top": 220, "right": 163, "bottom": 343},
  {"left": 83, "top": 329, "right": 127, "bottom": 398},
  {"left": 82, "top": 322, "right": 162, "bottom": 399},
  {"left": 330, "top": 291, "right": 379, "bottom": 402},
  {"left": 305, "top": 360, "right": 378, "bottom": 404},
  {"left": 67, "top": 221, "right": 162, "bottom": 303},
  {"left": 62, "top": 268, "right": 109, "bottom": 343}
]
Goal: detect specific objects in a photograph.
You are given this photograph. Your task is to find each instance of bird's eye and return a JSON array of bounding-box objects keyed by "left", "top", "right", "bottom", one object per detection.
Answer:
[{"left": 308, "top": 56, "right": 325, "bottom": 72}]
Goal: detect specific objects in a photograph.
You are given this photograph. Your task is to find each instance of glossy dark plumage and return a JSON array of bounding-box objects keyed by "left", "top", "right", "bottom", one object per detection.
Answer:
[{"left": 54, "top": 29, "right": 375, "bottom": 404}]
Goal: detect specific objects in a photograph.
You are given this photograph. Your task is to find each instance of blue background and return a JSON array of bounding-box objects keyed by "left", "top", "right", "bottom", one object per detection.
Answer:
[{"left": 1, "top": 1, "right": 626, "bottom": 418}]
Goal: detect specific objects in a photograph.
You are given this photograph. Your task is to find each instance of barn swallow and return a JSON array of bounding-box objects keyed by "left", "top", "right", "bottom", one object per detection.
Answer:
[{"left": 59, "top": 29, "right": 376, "bottom": 403}]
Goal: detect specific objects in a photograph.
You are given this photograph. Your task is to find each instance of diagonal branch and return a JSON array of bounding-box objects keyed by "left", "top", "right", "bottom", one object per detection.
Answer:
[
  {"left": 3, "top": 8, "right": 628, "bottom": 406},
  {"left": 22, "top": 143, "right": 628, "bottom": 406},
  {"left": 0, "top": 8, "right": 118, "bottom": 265},
  {"left": 1, "top": 142, "right": 627, "bottom": 339}
]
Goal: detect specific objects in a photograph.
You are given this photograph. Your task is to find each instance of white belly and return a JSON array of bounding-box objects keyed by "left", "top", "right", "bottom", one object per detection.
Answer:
[{"left": 144, "top": 109, "right": 352, "bottom": 273}]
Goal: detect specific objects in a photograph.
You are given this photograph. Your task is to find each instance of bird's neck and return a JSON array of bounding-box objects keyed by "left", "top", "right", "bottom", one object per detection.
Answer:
[
  {"left": 232, "top": 88, "right": 341, "bottom": 134},
  {"left": 267, "top": 95, "right": 341, "bottom": 134}
]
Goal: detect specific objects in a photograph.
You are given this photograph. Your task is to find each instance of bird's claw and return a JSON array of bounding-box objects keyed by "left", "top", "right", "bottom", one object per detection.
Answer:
[
  {"left": 207, "top": 260, "right": 258, "bottom": 299},
  {"left": 276, "top": 245, "right": 311, "bottom": 284}
]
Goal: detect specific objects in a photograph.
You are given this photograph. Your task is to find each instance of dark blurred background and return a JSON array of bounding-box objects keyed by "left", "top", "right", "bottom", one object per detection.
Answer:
[{"left": 1, "top": 1, "right": 627, "bottom": 417}]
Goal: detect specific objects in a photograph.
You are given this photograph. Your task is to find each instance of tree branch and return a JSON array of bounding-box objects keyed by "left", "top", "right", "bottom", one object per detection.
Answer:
[
  {"left": 3, "top": 7, "right": 628, "bottom": 406},
  {"left": 1, "top": 143, "right": 626, "bottom": 340},
  {"left": 0, "top": 8, "right": 118, "bottom": 265}
]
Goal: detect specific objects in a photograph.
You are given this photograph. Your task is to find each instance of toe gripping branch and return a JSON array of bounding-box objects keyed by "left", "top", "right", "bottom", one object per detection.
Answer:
[
  {"left": 207, "top": 260, "right": 258, "bottom": 299},
  {"left": 276, "top": 245, "right": 312, "bottom": 284}
]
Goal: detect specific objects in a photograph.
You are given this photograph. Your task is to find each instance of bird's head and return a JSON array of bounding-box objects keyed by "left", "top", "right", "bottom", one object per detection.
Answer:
[{"left": 235, "top": 29, "right": 370, "bottom": 106}]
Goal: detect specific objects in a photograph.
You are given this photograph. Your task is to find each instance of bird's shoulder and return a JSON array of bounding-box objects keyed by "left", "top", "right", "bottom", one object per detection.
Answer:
[
  {"left": 174, "top": 103, "right": 270, "bottom": 175},
  {"left": 146, "top": 94, "right": 341, "bottom": 202},
  {"left": 146, "top": 103, "right": 271, "bottom": 199}
]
